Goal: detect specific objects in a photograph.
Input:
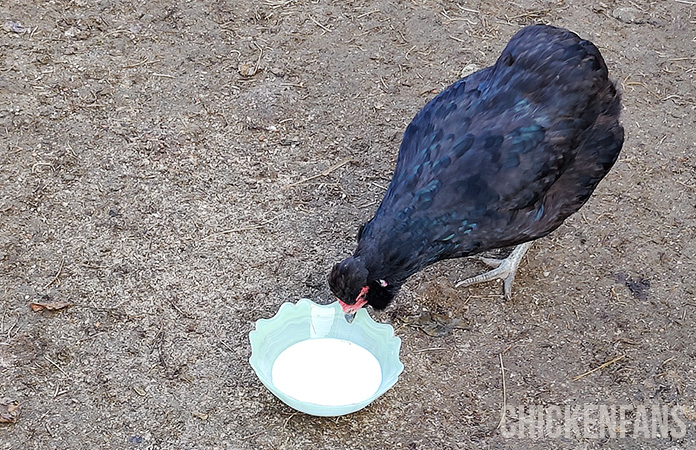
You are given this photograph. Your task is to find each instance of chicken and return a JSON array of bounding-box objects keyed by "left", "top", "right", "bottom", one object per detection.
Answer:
[{"left": 328, "top": 24, "right": 624, "bottom": 319}]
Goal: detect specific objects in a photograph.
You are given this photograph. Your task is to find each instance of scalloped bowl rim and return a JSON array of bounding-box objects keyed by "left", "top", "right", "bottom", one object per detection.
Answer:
[{"left": 249, "top": 299, "right": 404, "bottom": 416}]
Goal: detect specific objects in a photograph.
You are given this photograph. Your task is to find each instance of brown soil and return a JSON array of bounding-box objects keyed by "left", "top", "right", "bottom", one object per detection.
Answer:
[{"left": 1, "top": 1, "right": 695, "bottom": 449}]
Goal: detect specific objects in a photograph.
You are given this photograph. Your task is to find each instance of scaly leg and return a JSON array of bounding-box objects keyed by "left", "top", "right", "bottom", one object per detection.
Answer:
[{"left": 455, "top": 242, "right": 532, "bottom": 300}]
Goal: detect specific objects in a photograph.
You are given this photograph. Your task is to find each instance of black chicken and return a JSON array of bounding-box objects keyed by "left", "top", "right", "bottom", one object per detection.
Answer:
[{"left": 329, "top": 24, "right": 624, "bottom": 319}]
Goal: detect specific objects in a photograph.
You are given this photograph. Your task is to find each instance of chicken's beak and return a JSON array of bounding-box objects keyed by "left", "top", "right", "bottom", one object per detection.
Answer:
[
  {"left": 338, "top": 299, "right": 357, "bottom": 323},
  {"left": 338, "top": 297, "right": 367, "bottom": 323}
]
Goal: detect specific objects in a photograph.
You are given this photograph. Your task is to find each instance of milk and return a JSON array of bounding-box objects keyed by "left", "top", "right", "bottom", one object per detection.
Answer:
[{"left": 271, "top": 338, "right": 382, "bottom": 406}]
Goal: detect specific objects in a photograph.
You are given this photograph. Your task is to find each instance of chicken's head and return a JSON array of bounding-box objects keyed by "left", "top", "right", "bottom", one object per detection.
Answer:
[{"left": 329, "top": 256, "right": 395, "bottom": 322}]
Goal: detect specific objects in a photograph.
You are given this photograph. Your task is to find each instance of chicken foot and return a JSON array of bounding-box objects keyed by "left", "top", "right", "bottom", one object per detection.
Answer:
[{"left": 455, "top": 242, "right": 533, "bottom": 300}]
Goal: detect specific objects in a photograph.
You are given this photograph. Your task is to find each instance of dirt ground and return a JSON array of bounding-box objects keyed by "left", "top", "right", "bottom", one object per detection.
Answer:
[{"left": 1, "top": 0, "right": 695, "bottom": 449}]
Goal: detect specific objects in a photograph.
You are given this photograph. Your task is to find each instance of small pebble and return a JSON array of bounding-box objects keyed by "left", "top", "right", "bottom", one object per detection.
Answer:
[
  {"left": 612, "top": 7, "right": 645, "bottom": 24},
  {"left": 460, "top": 63, "right": 480, "bottom": 78},
  {"left": 3, "top": 20, "right": 29, "bottom": 34},
  {"left": 238, "top": 62, "right": 257, "bottom": 77}
]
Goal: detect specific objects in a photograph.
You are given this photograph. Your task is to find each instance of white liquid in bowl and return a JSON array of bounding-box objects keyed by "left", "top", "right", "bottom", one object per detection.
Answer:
[{"left": 271, "top": 338, "right": 382, "bottom": 406}]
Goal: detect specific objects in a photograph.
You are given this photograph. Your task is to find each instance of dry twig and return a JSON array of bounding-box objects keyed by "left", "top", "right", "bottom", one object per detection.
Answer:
[
  {"left": 213, "top": 215, "right": 280, "bottom": 235},
  {"left": 43, "top": 258, "right": 65, "bottom": 289},
  {"left": 496, "top": 353, "right": 507, "bottom": 430},
  {"left": 283, "top": 158, "right": 356, "bottom": 189},
  {"left": 573, "top": 355, "right": 626, "bottom": 381},
  {"left": 44, "top": 355, "right": 69, "bottom": 377},
  {"left": 308, "top": 15, "right": 332, "bottom": 33}
]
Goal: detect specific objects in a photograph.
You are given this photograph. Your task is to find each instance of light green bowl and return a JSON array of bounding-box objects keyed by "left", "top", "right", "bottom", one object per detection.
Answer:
[{"left": 249, "top": 298, "right": 403, "bottom": 416}]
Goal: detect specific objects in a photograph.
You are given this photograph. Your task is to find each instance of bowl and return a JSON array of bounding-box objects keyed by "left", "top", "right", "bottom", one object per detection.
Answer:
[{"left": 249, "top": 298, "right": 403, "bottom": 416}]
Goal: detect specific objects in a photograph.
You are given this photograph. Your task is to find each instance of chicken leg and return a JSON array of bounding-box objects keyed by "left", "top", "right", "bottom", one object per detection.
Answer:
[{"left": 455, "top": 242, "right": 532, "bottom": 300}]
